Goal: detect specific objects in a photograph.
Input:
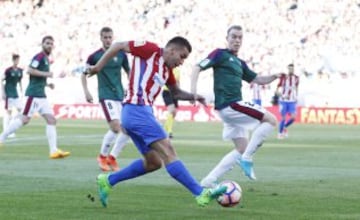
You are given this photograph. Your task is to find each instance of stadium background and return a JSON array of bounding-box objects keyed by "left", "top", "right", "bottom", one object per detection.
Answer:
[{"left": 1, "top": 0, "right": 359, "bottom": 121}]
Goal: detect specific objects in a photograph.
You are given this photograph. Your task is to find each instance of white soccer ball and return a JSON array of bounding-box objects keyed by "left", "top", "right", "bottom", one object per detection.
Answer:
[{"left": 216, "top": 180, "right": 242, "bottom": 207}]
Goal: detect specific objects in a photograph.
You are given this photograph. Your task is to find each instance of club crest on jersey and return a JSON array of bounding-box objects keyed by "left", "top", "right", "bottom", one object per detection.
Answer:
[
  {"left": 113, "top": 57, "right": 118, "bottom": 62},
  {"left": 153, "top": 72, "right": 166, "bottom": 86}
]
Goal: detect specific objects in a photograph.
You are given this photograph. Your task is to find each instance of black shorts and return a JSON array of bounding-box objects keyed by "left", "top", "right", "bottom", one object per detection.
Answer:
[{"left": 162, "top": 90, "right": 178, "bottom": 107}]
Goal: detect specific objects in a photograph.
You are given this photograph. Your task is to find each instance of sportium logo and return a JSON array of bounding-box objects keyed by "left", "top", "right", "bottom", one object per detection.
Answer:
[{"left": 54, "top": 104, "right": 105, "bottom": 119}]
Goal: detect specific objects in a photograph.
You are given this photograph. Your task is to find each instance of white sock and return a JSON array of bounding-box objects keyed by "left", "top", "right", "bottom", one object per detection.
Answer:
[
  {"left": 201, "top": 149, "right": 242, "bottom": 186},
  {"left": 110, "top": 132, "right": 129, "bottom": 158},
  {"left": 100, "top": 130, "right": 116, "bottom": 156},
  {"left": 46, "top": 125, "right": 58, "bottom": 154},
  {"left": 3, "top": 113, "right": 10, "bottom": 131},
  {"left": 242, "top": 122, "right": 274, "bottom": 160},
  {"left": 0, "top": 118, "right": 23, "bottom": 141}
]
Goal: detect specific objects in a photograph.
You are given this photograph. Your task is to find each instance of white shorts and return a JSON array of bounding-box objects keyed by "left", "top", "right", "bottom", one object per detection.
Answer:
[
  {"left": 5, "top": 97, "right": 22, "bottom": 111},
  {"left": 218, "top": 101, "right": 266, "bottom": 140},
  {"left": 99, "top": 99, "right": 123, "bottom": 122},
  {"left": 22, "top": 97, "right": 54, "bottom": 117}
]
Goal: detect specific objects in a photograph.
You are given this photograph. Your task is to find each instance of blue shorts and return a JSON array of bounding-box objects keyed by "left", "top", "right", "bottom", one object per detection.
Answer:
[
  {"left": 279, "top": 101, "right": 297, "bottom": 117},
  {"left": 121, "top": 104, "right": 167, "bottom": 155},
  {"left": 252, "top": 99, "right": 262, "bottom": 106}
]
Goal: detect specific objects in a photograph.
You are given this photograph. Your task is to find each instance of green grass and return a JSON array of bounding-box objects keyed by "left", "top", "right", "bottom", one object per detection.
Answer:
[{"left": 0, "top": 119, "right": 360, "bottom": 220}]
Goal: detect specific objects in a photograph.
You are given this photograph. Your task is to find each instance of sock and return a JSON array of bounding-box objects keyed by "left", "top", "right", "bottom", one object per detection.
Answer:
[
  {"left": 108, "top": 159, "right": 146, "bottom": 186},
  {"left": 46, "top": 125, "right": 58, "bottom": 154},
  {"left": 166, "top": 160, "right": 203, "bottom": 196},
  {"left": 0, "top": 118, "right": 23, "bottom": 141},
  {"left": 109, "top": 133, "right": 129, "bottom": 158},
  {"left": 242, "top": 122, "right": 274, "bottom": 160},
  {"left": 285, "top": 118, "right": 295, "bottom": 128},
  {"left": 100, "top": 130, "right": 116, "bottom": 156},
  {"left": 3, "top": 113, "right": 10, "bottom": 131},
  {"left": 279, "top": 119, "right": 285, "bottom": 133},
  {"left": 164, "top": 113, "right": 174, "bottom": 134},
  {"left": 202, "top": 149, "right": 241, "bottom": 184}
]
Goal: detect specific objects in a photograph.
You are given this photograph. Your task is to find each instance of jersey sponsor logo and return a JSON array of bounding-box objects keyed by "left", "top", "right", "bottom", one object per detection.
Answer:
[
  {"left": 30, "top": 60, "right": 39, "bottom": 68},
  {"left": 199, "top": 59, "right": 210, "bottom": 68},
  {"left": 153, "top": 72, "right": 166, "bottom": 86},
  {"left": 134, "top": 41, "right": 146, "bottom": 47}
]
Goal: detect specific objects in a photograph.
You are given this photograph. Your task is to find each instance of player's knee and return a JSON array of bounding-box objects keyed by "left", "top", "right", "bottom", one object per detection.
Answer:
[
  {"left": 263, "top": 112, "right": 277, "bottom": 127},
  {"left": 109, "top": 120, "right": 121, "bottom": 133}
]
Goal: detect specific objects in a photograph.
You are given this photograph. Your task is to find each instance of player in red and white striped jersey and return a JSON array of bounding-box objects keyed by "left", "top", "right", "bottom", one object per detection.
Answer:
[
  {"left": 276, "top": 64, "right": 299, "bottom": 139},
  {"left": 87, "top": 37, "right": 226, "bottom": 207}
]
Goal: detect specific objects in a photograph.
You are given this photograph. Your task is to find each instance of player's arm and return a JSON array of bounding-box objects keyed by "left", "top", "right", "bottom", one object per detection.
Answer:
[
  {"left": 252, "top": 74, "right": 280, "bottom": 85},
  {"left": 88, "top": 42, "right": 130, "bottom": 76},
  {"left": 190, "top": 64, "right": 201, "bottom": 96},
  {"left": 1, "top": 72, "right": 6, "bottom": 100},
  {"left": 81, "top": 73, "right": 93, "bottom": 103},
  {"left": 168, "top": 83, "right": 206, "bottom": 106},
  {"left": 27, "top": 67, "right": 53, "bottom": 78}
]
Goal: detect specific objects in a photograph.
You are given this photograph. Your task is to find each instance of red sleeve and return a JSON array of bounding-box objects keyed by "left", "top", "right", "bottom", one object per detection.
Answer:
[
  {"left": 129, "top": 41, "right": 160, "bottom": 59},
  {"left": 166, "top": 68, "right": 176, "bottom": 87}
]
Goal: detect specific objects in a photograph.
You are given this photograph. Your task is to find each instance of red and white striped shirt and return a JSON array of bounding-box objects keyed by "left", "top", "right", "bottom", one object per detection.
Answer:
[
  {"left": 124, "top": 41, "right": 176, "bottom": 106},
  {"left": 250, "top": 83, "right": 265, "bottom": 100},
  {"left": 277, "top": 73, "right": 299, "bottom": 102}
]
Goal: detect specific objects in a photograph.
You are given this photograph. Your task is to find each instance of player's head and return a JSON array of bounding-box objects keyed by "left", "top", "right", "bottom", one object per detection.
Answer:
[
  {"left": 226, "top": 25, "right": 243, "bottom": 54},
  {"left": 164, "top": 36, "right": 192, "bottom": 68},
  {"left": 100, "top": 27, "right": 113, "bottom": 49},
  {"left": 12, "top": 54, "right": 20, "bottom": 65},
  {"left": 288, "top": 63, "right": 294, "bottom": 75},
  {"left": 41, "top": 35, "right": 54, "bottom": 55}
]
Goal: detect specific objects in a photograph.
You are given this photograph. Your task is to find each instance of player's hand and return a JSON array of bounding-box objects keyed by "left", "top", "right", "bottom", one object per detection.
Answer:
[
  {"left": 85, "top": 92, "right": 93, "bottom": 103},
  {"left": 85, "top": 66, "right": 98, "bottom": 78},
  {"left": 47, "top": 83, "right": 55, "bottom": 90}
]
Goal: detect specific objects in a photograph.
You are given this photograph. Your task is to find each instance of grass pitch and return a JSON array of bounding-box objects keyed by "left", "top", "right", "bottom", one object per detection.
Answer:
[{"left": 0, "top": 119, "right": 359, "bottom": 220}]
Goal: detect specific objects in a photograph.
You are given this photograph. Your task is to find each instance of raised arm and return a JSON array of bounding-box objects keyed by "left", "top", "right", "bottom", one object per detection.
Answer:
[
  {"left": 88, "top": 42, "right": 130, "bottom": 76},
  {"left": 190, "top": 65, "right": 201, "bottom": 95}
]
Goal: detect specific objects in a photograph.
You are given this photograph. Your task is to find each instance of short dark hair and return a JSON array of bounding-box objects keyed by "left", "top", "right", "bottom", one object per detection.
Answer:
[
  {"left": 227, "top": 25, "right": 242, "bottom": 35},
  {"left": 100, "top": 27, "right": 113, "bottom": 35},
  {"left": 166, "top": 36, "right": 192, "bottom": 53},
  {"left": 288, "top": 63, "right": 294, "bottom": 67},
  {"left": 12, "top": 54, "right": 20, "bottom": 60},
  {"left": 42, "top": 35, "right": 54, "bottom": 43}
]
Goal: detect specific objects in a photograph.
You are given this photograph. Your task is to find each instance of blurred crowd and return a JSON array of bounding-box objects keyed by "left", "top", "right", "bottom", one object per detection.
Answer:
[{"left": 1, "top": 0, "right": 359, "bottom": 106}]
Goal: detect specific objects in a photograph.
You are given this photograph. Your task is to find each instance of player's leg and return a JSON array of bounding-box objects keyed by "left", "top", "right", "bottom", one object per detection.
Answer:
[
  {"left": 283, "top": 102, "right": 296, "bottom": 137},
  {"left": 40, "top": 98, "right": 70, "bottom": 159},
  {"left": 162, "top": 90, "right": 177, "bottom": 138},
  {"left": 8, "top": 98, "right": 23, "bottom": 138},
  {"left": 227, "top": 101, "right": 276, "bottom": 180},
  {"left": 108, "top": 102, "right": 130, "bottom": 171},
  {"left": 278, "top": 101, "right": 287, "bottom": 139},
  {"left": 97, "top": 100, "right": 119, "bottom": 171},
  {"left": 200, "top": 121, "right": 248, "bottom": 187},
  {"left": 0, "top": 97, "right": 32, "bottom": 143}
]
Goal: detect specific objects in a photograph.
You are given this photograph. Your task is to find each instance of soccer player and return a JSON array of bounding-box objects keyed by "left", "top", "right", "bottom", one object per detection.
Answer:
[
  {"left": 87, "top": 36, "right": 226, "bottom": 207},
  {"left": 191, "top": 25, "right": 279, "bottom": 185},
  {"left": 250, "top": 82, "right": 266, "bottom": 106},
  {"left": 81, "top": 27, "right": 130, "bottom": 171},
  {"left": 162, "top": 67, "right": 180, "bottom": 139},
  {"left": 275, "top": 63, "right": 299, "bottom": 139},
  {"left": 1, "top": 54, "right": 23, "bottom": 138},
  {"left": 0, "top": 36, "right": 70, "bottom": 159}
]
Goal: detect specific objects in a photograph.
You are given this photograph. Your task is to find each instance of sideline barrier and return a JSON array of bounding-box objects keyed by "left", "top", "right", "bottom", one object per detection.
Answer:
[{"left": 53, "top": 104, "right": 360, "bottom": 125}]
